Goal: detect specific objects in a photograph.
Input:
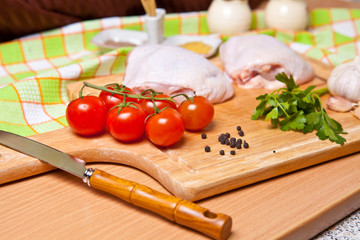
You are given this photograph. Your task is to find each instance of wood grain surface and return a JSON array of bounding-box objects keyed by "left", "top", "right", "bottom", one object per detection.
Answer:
[
  {"left": 1, "top": 57, "right": 360, "bottom": 202},
  {"left": 1, "top": 152, "right": 360, "bottom": 240},
  {"left": 2, "top": 1, "right": 360, "bottom": 239}
]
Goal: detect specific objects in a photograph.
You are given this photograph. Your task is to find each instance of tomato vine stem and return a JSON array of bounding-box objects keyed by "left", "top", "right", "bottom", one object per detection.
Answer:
[{"left": 82, "top": 82, "right": 179, "bottom": 103}]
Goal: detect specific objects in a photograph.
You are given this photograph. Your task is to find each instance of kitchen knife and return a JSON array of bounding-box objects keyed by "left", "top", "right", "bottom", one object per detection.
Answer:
[{"left": 0, "top": 130, "right": 232, "bottom": 240}]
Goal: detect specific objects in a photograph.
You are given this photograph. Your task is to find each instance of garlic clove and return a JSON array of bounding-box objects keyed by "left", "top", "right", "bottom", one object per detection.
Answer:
[
  {"left": 351, "top": 107, "right": 360, "bottom": 120},
  {"left": 327, "top": 57, "right": 360, "bottom": 103},
  {"left": 326, "top": 96, "right": 355, "bottom": 112}
]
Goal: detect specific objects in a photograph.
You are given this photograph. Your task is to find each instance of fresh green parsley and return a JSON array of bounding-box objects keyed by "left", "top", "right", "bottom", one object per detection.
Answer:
[{"left": 251, "top": 73, "right": 347, "bottom": 145}]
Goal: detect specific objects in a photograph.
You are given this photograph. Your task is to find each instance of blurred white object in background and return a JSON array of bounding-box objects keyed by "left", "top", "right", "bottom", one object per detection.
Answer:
[
  {"left": 265, "top": 0, "right": 308, "bottom": 31},
  {"left": 207, "top": 0, "right": 252, "bottom": 35},
  {"left": 145, "top": 8, "right": 166, "bottom": 44}
]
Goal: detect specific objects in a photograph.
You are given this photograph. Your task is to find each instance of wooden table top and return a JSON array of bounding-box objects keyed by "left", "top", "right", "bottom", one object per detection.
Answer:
[
  {"left": 1, "top": 150, "right": 360, "bottom": 240},
  {"left": 1, "top": 1, "right": 360, "bottom": 240}
]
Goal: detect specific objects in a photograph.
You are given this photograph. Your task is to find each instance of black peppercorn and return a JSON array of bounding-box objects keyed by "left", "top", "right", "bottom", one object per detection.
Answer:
[
  {"left": 238, "top": 130, "right": 244, "bottom": 137},
  {"left": 230, "top": 150, "right": 236, "bottom": 155},
  {"left": 220, "top": 150, "right": 225, "bottom": 155},
  {"left": 243, "top": 141, "right": 249, "bottom": 148},
  {"left": 205, "top": 146, "right": 211, "bottom": 152},
  {"left": 237, "top": 126, "right": 241, "bottom": 131},
  {"left": 201, "top": 133, "right": 207, "bottom": 139}
]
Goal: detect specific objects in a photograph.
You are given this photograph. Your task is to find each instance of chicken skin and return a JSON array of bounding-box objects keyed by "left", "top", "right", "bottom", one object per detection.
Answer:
[{"left": 219, "top": 34, "right": 314, "bottom": 89}]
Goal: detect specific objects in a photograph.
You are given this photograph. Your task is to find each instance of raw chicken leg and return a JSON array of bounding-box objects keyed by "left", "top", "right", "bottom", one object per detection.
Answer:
[
  {"left": 122, "top": 45, "right": 234, "bottom": 104},
  {"left": 219, "top": 34, "right": 314, "bottom": 89}
]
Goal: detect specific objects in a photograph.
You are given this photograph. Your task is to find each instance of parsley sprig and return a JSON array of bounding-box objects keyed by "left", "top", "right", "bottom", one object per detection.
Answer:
[{"left": 251, "top": 73, "right": 347, "bottom": 145}]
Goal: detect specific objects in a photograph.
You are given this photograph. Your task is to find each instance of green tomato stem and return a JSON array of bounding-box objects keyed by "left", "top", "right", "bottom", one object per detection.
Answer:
[
  {"left": 171, "top": 93, "right": 193, "bottom": 102},
  {"left": 83, "top": 82, "right": 177, "bottom": 103},
  {"left": 140, "top": 88, "right": 163, "bottom": 96},
  {"left": 79, "top": 84, "right": 86, "bottom": 99}
]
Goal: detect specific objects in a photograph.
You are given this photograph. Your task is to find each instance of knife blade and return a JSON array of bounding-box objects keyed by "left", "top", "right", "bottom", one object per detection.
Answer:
[{"left": 0, "top": 130, "right": 232, "bottom": 240}]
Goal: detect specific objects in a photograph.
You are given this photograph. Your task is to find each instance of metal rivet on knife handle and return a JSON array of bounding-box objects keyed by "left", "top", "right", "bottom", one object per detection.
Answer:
[{"left": 88, "top": 169, "right": 232, "bottom": 240}]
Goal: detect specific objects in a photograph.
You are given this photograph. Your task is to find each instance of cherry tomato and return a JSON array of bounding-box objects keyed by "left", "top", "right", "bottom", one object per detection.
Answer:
[
  {"left": 106, "top": 103, "right": 147, "bottom": 142},
  {"left": 66, "top": 96, "right": 107, "bottom": 136},
  {"left": 139, "top": 93, "right": 177, "bottom": 116},
  {"left": 177, "top": 96, "right": 214, "bottom": 131},
  {"left": 99, "top": 85, "right": 138, "bottom": 110},
  {"left": 145, "top": 108, "right": 185, "bottom": 147}
]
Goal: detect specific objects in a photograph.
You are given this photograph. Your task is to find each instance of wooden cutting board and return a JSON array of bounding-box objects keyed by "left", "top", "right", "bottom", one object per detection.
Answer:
[{"left": 0, "top": 57, "right": 359, "bottom": 201}]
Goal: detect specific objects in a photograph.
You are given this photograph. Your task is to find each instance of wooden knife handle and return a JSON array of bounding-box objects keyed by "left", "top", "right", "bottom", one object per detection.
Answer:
[{"left": 88, "top": 169, "right": 232, "bottom": 240}]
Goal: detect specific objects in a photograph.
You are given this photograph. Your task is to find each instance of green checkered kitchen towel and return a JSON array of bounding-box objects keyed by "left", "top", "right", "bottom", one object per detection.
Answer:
[{"left": 0, "top": 8, "right": 359, "bottom": 136}]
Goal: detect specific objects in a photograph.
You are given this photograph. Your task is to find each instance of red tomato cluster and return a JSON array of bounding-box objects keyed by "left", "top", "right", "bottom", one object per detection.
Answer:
[{"left": 66, "top": 84, "right": 214, "bottom": 147}]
